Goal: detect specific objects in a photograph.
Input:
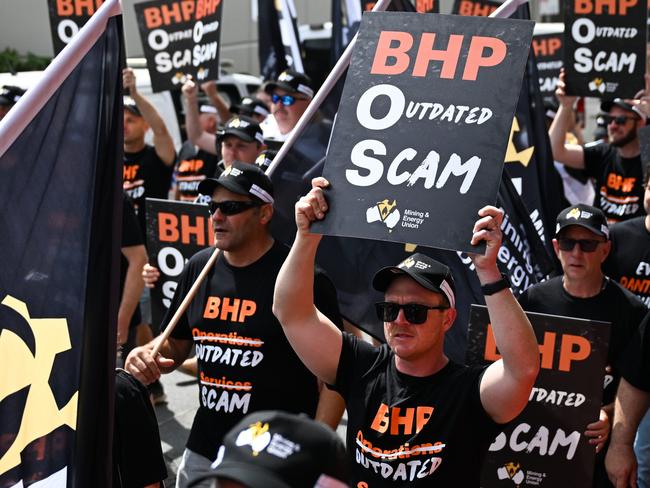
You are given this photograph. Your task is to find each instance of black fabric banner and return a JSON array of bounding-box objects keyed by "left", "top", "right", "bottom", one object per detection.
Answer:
[
  {"left": 564, "top": 0, "right": 647, "bottom": 98},
  {"left": 467, "top": 305, "right": 610, "bottom": 488},
  {"left": 0, "top": 13, "right": 123, "bottom": 488},
  {"left": 47, "top": 0, "right": 106, "bottom": 55},
  {"left": 145, "top": 198, "right": 212, "bottom": 329},
  {"left": 134, "top": 0, "right": 224, "bottom": 93},
  {"left": 315, "top": 12, "right": 534, "bottom": 253},
  {"left": 258, "top": 0, "right": 288, "bottom": 81},
  {"left": 532, "top": 31, "right": 563, "bottom": 105}
]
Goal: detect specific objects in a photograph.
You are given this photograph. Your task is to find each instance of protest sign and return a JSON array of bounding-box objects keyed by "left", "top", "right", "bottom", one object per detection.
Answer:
[
  {"left": 532, "top": 30, "right": 563, "bottom": 105},
  {"left": 466, "top": 305, "right": 610, "bottom": 488},
  {"left": 314, "top": 12, "right": 534, "bottom": 253},
  {"left": 47, "top": 0, "right": 105, "bottom": 55},
  {"left": 146, "top": 198, "right": 213, "bottom": 326},
  {"left": 134, "top": 0, "right": 223, "bottom": 93},
  {"left": 452, "top": 0, "right": 502, "bottom": 16},
  {"left": 563, "top": 0, "right": 647, "bottom": 98}
]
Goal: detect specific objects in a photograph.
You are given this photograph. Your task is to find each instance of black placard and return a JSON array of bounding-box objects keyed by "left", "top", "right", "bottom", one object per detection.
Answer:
[
  {"left": 563, "top": 0, "right": 647, "bottom": 98},
  {"left": 532, "top": 31, "right": 563, "bottom": 105},
  {"left": 315, "top": 12, "right": 534, "bottom": 253},
  {"left": 146, "top": 198, "right": 213, "bottom": 327},
  {"left": 467, "top": 305, "right": 610, "bottom": 488},
  {"left": 134, "top": 0, "right": 223, "bottom": 93},
  {"left": 47, "top": 0, "right": 105, "bottom": 55},
  {"left": 452, "top": 0, "right": 502, "bottom": 16}
]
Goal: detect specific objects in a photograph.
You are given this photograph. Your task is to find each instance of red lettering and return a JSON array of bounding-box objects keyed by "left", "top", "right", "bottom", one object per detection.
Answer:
[
  {"left": 371, "top": 31, "right": 414, "bottom": 75},
  {"left": 158, "top": 213, "right": 179, "bottom": 242},
  {"left": 575, "top": 0, "right": 637, "bottom": 15},
  {"left": 180, "top": 214, "right": 205, "bottom": 246},
  {"left": 370, "top": 403, "right": 390, "bottom": 433},
  {"left": 558, "top": 335, "right": 591, "bottom": 372},
  {"left": 203, "top": 296, "right": 221, "bottom": 319},
  {"left": 412, "top": 33, "right": 463, "bottom": 79},
  {"left": 220, "top": 297, "right": 240, "bottom": 321},
  {"left": 463, "top": 36, "right": 507, "bottom": 81}
]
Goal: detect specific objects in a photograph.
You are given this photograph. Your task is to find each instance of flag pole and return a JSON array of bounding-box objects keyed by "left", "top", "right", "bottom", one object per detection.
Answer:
[{"left": 491, "top": 0, "right": 529, "bottom": 18}]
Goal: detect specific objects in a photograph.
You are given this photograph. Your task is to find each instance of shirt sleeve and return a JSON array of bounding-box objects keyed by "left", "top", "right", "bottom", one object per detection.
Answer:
[
  {"left": 313, "top": 268, "right": 344, "bottom": 331},
  {"left": 582, "top": 143, "right": 608, "bottom": 179},
  {"left": 620, "top": 311, "right": 650, "bottom": 392}
]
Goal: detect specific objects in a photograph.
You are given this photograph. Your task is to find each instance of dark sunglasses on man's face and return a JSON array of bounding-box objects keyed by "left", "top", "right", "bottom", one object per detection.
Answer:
[
  {"left": 375, "top": 301, "right": 449, "bottom": 325},
  {"left": 208, "top": 200, "right": 262, "bottom": 216},
  {"left": 557, "top": 237, "right": 605, "bottom": 253},
  {"left": 597, "top": 114, "right": 637, "bottom": 127},
  {"left": 271, "top": 93, "right": 306, "bottom": 107}
]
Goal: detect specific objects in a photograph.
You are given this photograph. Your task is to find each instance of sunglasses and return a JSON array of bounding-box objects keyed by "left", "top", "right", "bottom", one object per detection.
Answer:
[
  {"left": 597, "top": 114, "right": 637, "bottom": 126},
  {"left": 375, "top": 302, "right": 449, "bottom": 325},
  {"left": 557, "top": 238, "right": 605, "bottom": 253},
  {"left": 271, "top": 93, "right": 307, "bottom": 107},
  {"left": 208, "top": 200, "right": 262, "bottom": 216}
]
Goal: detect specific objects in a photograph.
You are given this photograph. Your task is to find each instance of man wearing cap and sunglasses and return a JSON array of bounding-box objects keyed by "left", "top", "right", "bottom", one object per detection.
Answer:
[
  {"left": 264, "top": 69, "right": 314, "bottom": 136},
  {"left": 518, "top": 203, "right": 647, "bottom": 487},
  {"left": 550, "top": 70, "right": 646, "bottom": 223},
  {"left": 273, "top": 178, "right": 540, "bottom": 486},
  {"left": 126, "top": 163, "right": 345, "bottom": 488}
]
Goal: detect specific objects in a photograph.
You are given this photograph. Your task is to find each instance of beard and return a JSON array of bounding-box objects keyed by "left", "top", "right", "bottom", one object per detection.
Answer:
[{"left": 609, "top": 126, "right": 637, "bottom": 148}]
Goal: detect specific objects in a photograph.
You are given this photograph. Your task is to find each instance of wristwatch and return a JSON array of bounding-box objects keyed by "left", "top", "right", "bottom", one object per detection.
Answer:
[{"left": 481, "top": 273, "right": 510, "bottom": 296}]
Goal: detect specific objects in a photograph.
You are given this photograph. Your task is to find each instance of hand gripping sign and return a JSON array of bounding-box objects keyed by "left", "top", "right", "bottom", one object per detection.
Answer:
[{"left": 314, "top": 12, "right": 534, "bottom": 253}]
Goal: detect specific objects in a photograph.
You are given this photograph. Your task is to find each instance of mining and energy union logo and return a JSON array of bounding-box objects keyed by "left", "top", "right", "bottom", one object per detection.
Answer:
[
  {"left": 588, "top": 77, "right": 606, "bottom": 94},
  {"left": 367, "top": 199, "right": 400, "bottom": 231},
  {"left": 497, "top": 462, "right": 525, "bottom": 485}
]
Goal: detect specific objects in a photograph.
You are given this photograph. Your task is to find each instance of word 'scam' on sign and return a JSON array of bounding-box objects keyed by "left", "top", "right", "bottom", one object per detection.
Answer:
[{"left": 315, "top": 12, "right": 534, "bottom": 254}]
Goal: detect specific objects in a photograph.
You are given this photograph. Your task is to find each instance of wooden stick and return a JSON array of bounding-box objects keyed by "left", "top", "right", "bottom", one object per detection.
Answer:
[{"left": 151, "top": 246, "right": 221, "bottom": 357}]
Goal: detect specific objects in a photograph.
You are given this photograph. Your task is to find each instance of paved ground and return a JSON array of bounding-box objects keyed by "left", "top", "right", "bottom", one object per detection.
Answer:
[{"left": 154, "top": 370, "right": 348, "bottom": 486}]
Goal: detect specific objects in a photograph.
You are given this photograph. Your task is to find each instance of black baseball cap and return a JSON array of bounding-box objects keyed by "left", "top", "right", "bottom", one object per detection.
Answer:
[
  {"left": 230, "top": 96, "right": 270, "bottom": 118},
  {"left": 188, "top": 411, "right": 349, "bottom": 488},
  {"left": 555, "top": 204, "right": 609, "bottom": 238},
  {"left": 218, "top": 115, "right": 264, "bottom": 145},
  {"left": 255, "top": 149, "right": 277, "bottom": 171},
  {"left": 373, "top": 253, "right": 456, "bottom": 308},
  {"left": 123, "top": 96, "right": 142, "bottom": 117},
  {"left": 0, "top": 85, "right": 25, "bottom": 106},
  {"left": 264, "top": 70, "right": 314, "bottom": 98},
  {"left": 198, "top": 161, "right": 274, "bottom": 204},
  {"left": 600, "top": 98, "right": 644, "bottom": 119}
]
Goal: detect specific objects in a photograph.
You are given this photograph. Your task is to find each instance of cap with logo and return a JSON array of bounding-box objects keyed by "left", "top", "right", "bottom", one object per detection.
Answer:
[
  {"left": 600, "top": 98, "right": 644, "bottom": 119},
  {"left": 555, "top": 203, "right": 609, "bottom": 238},
  {"left": 230, "top": 96, "right": 270, "bottom": 118},
  {"left": 255, "top": 149, "right": 277, "bottom": 171},
  {"left": 0, "top": 85, "right": 25, "bottom": 106},
  {"left": 200, "top": 104, "right": 218, "bottom": 115},
  {"left": 264, "top": 69, "right": 314, "bottom": 99},
  {"left": 373, "top": 253, "right": 456, "bottom": 308},
  {"left": 198, "top": 161, "right": 274, "bottom": 204},
  {"left": 123, "top": 96, "right": 142, "bottom": 117},
  {"left": 187, "top": 410, "right": 349, "bottom": 488},
  {"left": 218, "top": 115, "right": 265, "bottom": 145}
]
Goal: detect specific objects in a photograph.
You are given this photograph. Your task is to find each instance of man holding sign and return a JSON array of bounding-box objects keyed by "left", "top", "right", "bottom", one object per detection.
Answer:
[{"left": 273, "top": 178, "right": 540, "bottom": 486}]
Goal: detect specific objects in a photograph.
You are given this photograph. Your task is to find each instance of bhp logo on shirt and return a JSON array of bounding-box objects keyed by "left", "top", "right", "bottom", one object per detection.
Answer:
[{"left": 204, "top": 296, "right": 257, "bottom": 322}]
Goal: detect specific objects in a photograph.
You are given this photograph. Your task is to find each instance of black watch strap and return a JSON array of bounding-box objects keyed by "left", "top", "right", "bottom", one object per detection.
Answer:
[{"left": 481, "top": 273, "right": 510, "bottom": 296}]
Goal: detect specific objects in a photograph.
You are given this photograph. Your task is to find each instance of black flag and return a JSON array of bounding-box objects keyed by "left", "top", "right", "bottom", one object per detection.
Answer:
[
  {"left": 0, "top": 1, "right": 123, "bottom": 485},
  {"left": 257, "top": 0, "right": 287, "bottom": 80}
]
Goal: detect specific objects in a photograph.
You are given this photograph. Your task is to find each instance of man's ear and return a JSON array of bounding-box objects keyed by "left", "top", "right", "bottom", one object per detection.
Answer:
[
  {"left": 443, "top": 307, "right": 457, "bottom": 332},
  {"left": 552, "top": 238, "right": 560, "bottom": 258},
  {"left": 259, "top": 203, "right": 274, "bottom": 224}
]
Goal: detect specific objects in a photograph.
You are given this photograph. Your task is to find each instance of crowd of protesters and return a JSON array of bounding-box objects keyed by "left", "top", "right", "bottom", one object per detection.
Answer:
[{"left": 3, "top": 50, "right": 650, "bottom": 488}]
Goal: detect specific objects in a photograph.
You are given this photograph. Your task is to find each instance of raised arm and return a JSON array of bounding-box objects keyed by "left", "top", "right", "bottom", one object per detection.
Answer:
[
  {"left": 123, "top": 68, "right": 175, "bottom": 166},
  {"left": 273, "top": 177, "right": 343, "bottom": 385},
  {"left": 548, "top": 69, "right": 585, "bottom": 169},
  {"left": 473, "top": 207, "right": 540, "bottom": 424},
  {"left": 182, "top": 79, "right": 218, "bottom": 155},
  {"left": 201, "top": 80, "right": 232, "bottom": 125}
]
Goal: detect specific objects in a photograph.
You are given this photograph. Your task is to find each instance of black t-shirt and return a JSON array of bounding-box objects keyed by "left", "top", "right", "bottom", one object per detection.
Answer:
[
  {"left": 167, "top": 241, "right": 343, "bottom": 460},
  {"left": 175, "top": 140, "right": 221, "bottom": 202},
  {"left": 518, "top": 276, "right": 647, "bottom": 405},
  {"left": 620, "top": 311, "right": 650, "bottom": 391},
  {"left": 603, "top": 216, "right": 650, "bottom": 309},
  {"left": 583, "top": 143, "right": 644, "bottom": 223},
  {"left": 123, "top": 145, "right": 173, "bottom": 233},
  {"left": 332, "top": 333, "right": 499, "bottom": 487},
  {"left": 120, "top": 195, "right": 143, "bottom": 329}
]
